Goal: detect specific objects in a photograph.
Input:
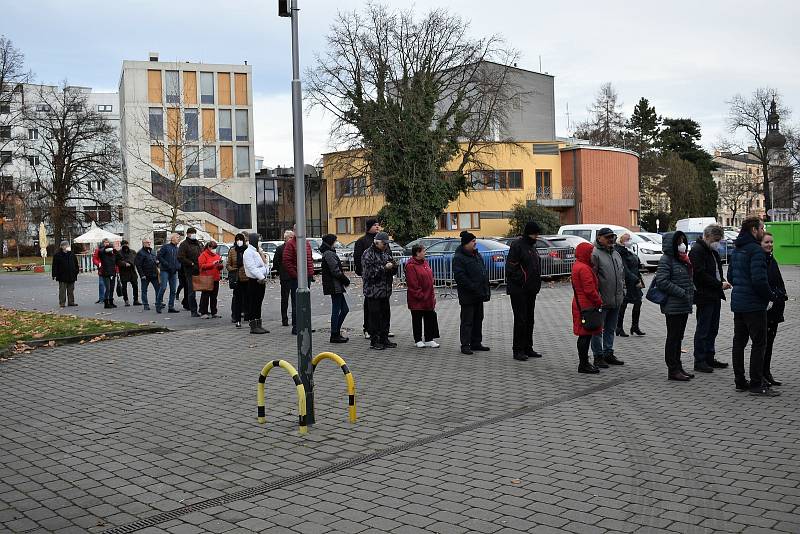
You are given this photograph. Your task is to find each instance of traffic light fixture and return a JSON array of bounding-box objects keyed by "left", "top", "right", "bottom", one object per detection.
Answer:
[{"left": 278, "top": 0, "right": 292, "bottom": 17}]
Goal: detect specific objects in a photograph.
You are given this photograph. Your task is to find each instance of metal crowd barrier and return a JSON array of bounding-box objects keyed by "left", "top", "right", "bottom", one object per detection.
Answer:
[{"left": 77, "top": 253, "right": 97, "bottom": 273}]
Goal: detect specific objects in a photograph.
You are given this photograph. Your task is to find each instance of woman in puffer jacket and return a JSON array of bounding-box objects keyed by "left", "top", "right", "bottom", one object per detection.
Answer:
[
  {"left": 655, "top": 231, "right": 695, "bottom": 382},
  {"left": 571, "top": 242, "right": 604, "bottom": 374}
]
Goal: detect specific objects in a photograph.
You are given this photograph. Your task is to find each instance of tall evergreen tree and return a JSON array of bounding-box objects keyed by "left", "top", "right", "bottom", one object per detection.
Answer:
[
  {"left": 626, "top": 98, "right": 661, "bottom": 156},
  {"left": 659, "top": 118, "right": 718, "bottom": 217},
  {"left": 574, "top": 83, "right": 627, "bottom": 147}
]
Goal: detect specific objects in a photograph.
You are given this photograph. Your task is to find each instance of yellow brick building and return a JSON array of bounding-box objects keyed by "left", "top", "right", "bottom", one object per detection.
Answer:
[{"left": 323, "top": 142, "right": 567, "bottom": 243}]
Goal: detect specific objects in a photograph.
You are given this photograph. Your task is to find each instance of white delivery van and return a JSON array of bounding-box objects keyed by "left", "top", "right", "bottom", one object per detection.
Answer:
[
  {"left": 676, "top": 217, "right": 718, "bottom": 233},
  {"left": 558, "top": 224, "right": 662, "bottom": 269}
]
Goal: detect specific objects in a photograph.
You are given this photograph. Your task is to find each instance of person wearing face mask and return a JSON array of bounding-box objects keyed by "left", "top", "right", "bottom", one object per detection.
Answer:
[
  {"left": 762, "top": 231, "right": 787, "bottom": 387},
  {"left": 243, "top": 232, "right": 269, "bottom": 334},
  {"left": 116, "top": 240, "right": 141, "bottom": 307},
  {"left": 177, "top": 227, "right": 203, "bottom": 317},
  {"left": 99, "top": 238, "right": 120, "bottom": 309},
  {"left": 156, "top": 233, "right": 182, "bottom": 314},
  {"left": 656, "top": 231, "right": 695, "bottom": 381},
  {"left": 198, "top": 240, "right": 224, "bottom": 319},
  {"left": 135, "top": 238, "right": 159, "bottom": 311},
  {"left": 590, "top": 228, "right": 626, "bottom": 367},
  {"left": 52, "top": 240, "right": 79, "bottom": 307},
  {"left": 227, "top": 233, "right": 250, "bottom": 328},
  {"left": 689, "top": 224, "right": 731, "bottom": 373},
  {"left": 614, "top": 233, "right": 645, "bottom": 338}
]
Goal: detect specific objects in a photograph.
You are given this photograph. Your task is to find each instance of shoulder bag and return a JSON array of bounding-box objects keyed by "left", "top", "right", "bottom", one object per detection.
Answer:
[
  {"left": 572, "top": 280, "right": 603, "bottom": 330},
  {"left": 646, "top": 258, "right": 670, "bottom": 305}
]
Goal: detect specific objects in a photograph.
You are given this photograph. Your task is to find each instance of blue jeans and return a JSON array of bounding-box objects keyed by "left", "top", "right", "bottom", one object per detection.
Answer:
[
  {"left": 330, "top": 293, "right": 349, "bottom": 335},
  {"left": 157, "top": 271, "right": 177, "bottom": 310},
  {"left": 98, "top": 276, "right": 105, "bottom": 300},
  {"left": 694, "top": 300, "right": 721, "bottom": 364},
  {"left": 141, "top": 277, "right": 160, "bottom": 307},
  {"left": 591, "top": 307, "right": 620, "bottom": 357}
]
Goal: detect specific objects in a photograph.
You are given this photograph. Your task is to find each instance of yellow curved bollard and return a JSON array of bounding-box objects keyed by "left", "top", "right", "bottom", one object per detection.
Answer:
[
  {"left": 257, "top": 359, "right": 308, "bottom": 434},
  {"left": 311, "top": 352, "right": 357, "bottom": 423}
]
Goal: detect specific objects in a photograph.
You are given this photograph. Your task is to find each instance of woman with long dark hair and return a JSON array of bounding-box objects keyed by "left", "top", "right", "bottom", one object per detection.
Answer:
[{"left": 762, "top": 232, "right": 787, "bottom": 386}]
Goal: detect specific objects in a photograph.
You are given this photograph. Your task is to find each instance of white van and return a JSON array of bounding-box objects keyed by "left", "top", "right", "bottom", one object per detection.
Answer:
[
  {"left": 558, "top": 224, "right": 662, "bottom": 269},
  {"left": 676, "top": 217, "right": 718, "bottom": 233}
]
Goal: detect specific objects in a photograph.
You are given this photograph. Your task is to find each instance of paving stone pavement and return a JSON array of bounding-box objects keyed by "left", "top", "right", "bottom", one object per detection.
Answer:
[{"left": 1, "top": 269, "right": 799, "bottom": 534}]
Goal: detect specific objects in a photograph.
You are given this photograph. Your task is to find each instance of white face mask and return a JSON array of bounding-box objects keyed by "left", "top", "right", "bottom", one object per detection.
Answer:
[
  {"left": 623, "top": 241, "right": 633, "bottom": 248},
  {"left": 105, "top": 247, "right": 113, "bottom": 253},
  {"left": 188, "top": 234, "right": 197, "bottom": 240},
  {"left": 710, "top": 241, "right": 721, "bottom": 251},
  {"left": 64, "top": 247, "right": 71, "bottom": 252},
  {"left": 236, "top": 240, "right": 244, "bottom": 247},
  {"left": 677, "top": 243, "right": 687, "bottom": 254}
]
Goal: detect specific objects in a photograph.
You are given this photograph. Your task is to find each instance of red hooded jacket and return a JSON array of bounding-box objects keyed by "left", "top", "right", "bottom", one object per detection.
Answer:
[
  {"left": 283, "top": 237, "right": 314, "bottom": 280},
  {"left": 405, "top": 257, "right": 436, "bottom": 310},
  {"left": 571, "top": 242, "right": 603, "bottom": 336},
  {"left": 198, "top": 248, "right": 223, "bottom": 281}
]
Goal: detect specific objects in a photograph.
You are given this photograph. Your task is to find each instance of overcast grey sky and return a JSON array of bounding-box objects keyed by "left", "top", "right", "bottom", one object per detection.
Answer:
[{"left": 5, "top": 0, "right": 798, "bottom": 166}]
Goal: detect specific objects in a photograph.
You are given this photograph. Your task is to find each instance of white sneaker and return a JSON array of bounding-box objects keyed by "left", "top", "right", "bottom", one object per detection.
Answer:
[
  {"left": 363, "top": 330, "right": 370, "bottom": 339},
  {"left": 201, "top": 314, "right": 211, "bottom": 319},
  {"left": 415, "top": 341, "right": 426, "bottom": 348},
  {"left": 425, "top": 341, "right": 440, "bottom": 348}
]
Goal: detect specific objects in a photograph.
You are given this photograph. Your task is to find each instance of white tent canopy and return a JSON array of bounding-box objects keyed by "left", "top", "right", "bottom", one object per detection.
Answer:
[{"left": 72, "top": 222, "right": 122, "bottom": 244}]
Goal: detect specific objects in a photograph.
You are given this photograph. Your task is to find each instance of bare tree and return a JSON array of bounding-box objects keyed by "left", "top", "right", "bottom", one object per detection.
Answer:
[
  {"left": 307, "top": 4, "right": 523, "bottom": 242},
  {"left": 720, "top": 88, "right": 791, "bottom": 220},
  {"left": 574, "top": 83, "right": 627, "bottom": 147},
  {"left": 716, "top": 170, "right": 760, "bottom": 225},
  {"left": 23, "top": 82, "right": 120, "bottom": 244}
]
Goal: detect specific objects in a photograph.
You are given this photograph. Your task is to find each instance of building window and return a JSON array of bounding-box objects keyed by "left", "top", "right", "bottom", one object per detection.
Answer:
[
  {"left": 0, "top": 151, "right": 11, "bottom": 165},
  {"left": 87, "top": 179, "right": 106, "bottom": 192},
  {"left": 335, "top": 176, "right": 368, "bottom": 197},
  {"left": 27, "top": 155, "right": 39, "bottom": 166},
  {"left": 235, "top": 109, "right": 248, "bottom": 141},
  {"left": 630, "top": 209, "right": 639, "bottom": 228},
  {"left": 0, "top": 175, "right": 13, "bottom": 192},
  {"left": 0, "top": 126, "right": 10, "bottom": 140},
  {"left": 532, "top": 143, "right": 560, "bottom": 155},
  {"left": 236, "top": 146, "right": 250, "bottom": 177},
  {"left": 185, "top": 146, "right": 200, "bottom": 178},
  {"left": 149, "top": 108, "right": 163, "bottom": 140},
  {"left": 97, "top": 104, "right": 113, "bottom": 112},
  {"left": 31, "top": 180, "right": 42, "bottom": 193},
  {"left": 200, "top": 72, "right": 214, "bottom": 104},
  {"left": 535, "top": 169, "right": 552, "bottom": 196},
  {"left": 28, "top": 128, "right": 38, "bottom": 140},
  {"left": 0, "top": 104, "right": 9, "bottom": 114},
  {"left": 165, "top": 71, "right": 180, "bottom": 104},
  {"left": 35, "top": 103, "right": 51, "bottom": 112},
  {"left": 352, "top": 216, "right": 373, "bottom": 234},
  {"left": 219, "top": 109, "right": 232, "bottom": 141},
  {"left": 202, "top": 146, "right": 216, "bottom": 178},
  {"left": 184, "top": 108, "right": 198, "bottom": 141},
  {"left": 85, "top": 205, "right": 112, "bottom": 224},
  {"left": 438, "top": 212, "right": 480, "bottom": 230},
  {"left": 335, "top": 218, "right": 352, "bottom": 234},
  {"left": 471, "top": 170, "right": 523, "bottom": 190}
]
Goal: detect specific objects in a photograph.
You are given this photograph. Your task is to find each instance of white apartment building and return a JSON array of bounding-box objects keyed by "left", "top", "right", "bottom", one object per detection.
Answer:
[{"left": 119, "top": 53, "right": 257, "bottom": 245}]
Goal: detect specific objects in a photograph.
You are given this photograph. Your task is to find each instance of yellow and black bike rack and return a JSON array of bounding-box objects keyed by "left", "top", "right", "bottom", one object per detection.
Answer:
[
  {"left": 311, "top": 352, "right": 357, "bottom": 423},
  {"left": 257, "top": 359, "right": 308, "bottom": 434}
]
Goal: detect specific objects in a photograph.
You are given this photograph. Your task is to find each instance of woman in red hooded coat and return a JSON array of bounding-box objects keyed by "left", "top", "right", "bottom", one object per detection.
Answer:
[
  {"left": 405, "top": 244, "right": 440, "bottom": 348},
  {"left": 572, "top": 242, "right": 604, "bottom": 374}
]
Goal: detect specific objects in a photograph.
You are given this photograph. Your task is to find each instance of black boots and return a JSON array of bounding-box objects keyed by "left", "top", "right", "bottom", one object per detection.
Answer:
[
  {"left": 604, "top": 352, "right": 625, "bottom": 365},
  {"left": 578, "top": 355, "right": 599, "bottom": 374},
  {"left": 513, "top": 351, "right": 528, "bottom": 361},
  {"left": 594, "top": 355, "right": 609, "bottom": 369},
  {"left": 249, "top": 319, "right": 268, "bottom": 334},
  {"left": 615, "top": 328, "right": 629, "bottom": 337},
  {"left": 630, "top": 326, "right": 646, "bottom": 336},
  {"left": 330, "top": 333, "right": 349, "bottom": 343}
]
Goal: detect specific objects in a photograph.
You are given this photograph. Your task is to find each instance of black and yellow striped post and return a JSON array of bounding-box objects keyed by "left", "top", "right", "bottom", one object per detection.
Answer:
[
  {"left": 257, "top": 359, "right": 308, "bottom": 434},
  {"left": 311, "top": 352, "right": 357, "bottom": 423}
]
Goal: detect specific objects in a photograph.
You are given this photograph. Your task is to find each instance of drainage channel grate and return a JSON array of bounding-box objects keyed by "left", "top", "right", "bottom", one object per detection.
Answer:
[{"left": 104, "top": 373, "right": 644, "bottom": 533}]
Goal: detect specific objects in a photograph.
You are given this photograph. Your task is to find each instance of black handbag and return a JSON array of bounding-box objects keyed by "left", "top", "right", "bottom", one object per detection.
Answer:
[
  {"left": 227, "top": 268, "right": 238, "bottom": 290},
  {"left": 115, "top": 278, "right": 123, "bottom": 297},
  {"left": 572, "top": 282, "right": 603, "bottom": 330}
]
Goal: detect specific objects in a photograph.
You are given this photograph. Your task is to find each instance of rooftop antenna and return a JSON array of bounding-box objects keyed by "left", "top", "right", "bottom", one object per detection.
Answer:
[
  {"left": 565, "top": 102, "right": 571, "bottom": 133},
  {"left": 539, "top": 55, "right": 542, "bottom": 72}
]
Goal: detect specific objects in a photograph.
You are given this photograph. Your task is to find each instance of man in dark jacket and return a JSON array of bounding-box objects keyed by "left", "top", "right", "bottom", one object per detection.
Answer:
[
  {"left": 52, "top": 240, "right": 79, "bottom": 307},
  {"left": 506, "top": 221, "right": 543, "bottom": 361},
  {"left": 728, "top": 216, "right": 780, "bottom": 396},
  {"left": 156, "top": 233, "right": 181, "bottom": 313},
  {"left": 284, "top": 224, "right": 315, "bottom": 335},
  {"left": 272, "top": 230, "right": 294, "bottom": 326},
  {"left": 135, "top": 238, "right": 160, "bottom": 311},
  {"left": 361, "top": 231, "right": 397, "bottom": 350},
  {"left": 177, "top": 227, "right": 203, "bottom": 317},
  {"left": 353, "top": 218, "right": 380, "bottom": 339},
  {"left": 99, "top": 238, "right": 120, "bottom": 309},
  {"left": 453, "top": 231, "right": 491, "bottom": 355},
  {"left": 689, "top": 224, "right": 731, "bottom": 373},
  {"left": 117, "top": 240, "right": 141, "bottom": 306},
  {"left": 590, "top": 228, "right": 626, "bottom": 367}
]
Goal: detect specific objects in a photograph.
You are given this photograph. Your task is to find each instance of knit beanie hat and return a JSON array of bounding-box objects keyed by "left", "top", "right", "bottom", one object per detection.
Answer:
[
  {"left": 322, "top": 234, "right": 337, "bottom": 246},
  {"left": 365, "top": 218, "right": 378, "bottom": 231},
  {"left": 524, "top": 221, "right": 542, "bottom": 236},
  {"left": 460, "top": 230, "right": 477, "bottom": 245}
]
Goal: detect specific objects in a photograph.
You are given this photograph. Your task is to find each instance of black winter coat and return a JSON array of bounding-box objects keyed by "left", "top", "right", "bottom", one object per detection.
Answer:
[
  {"left": 156, "top": 243, "right": 181, "bottom": 274},
  {"left": 655, "top": 231, "right": 694, "bottom": 315},
  {"left": 273, "top": 243, "right": 291, "bottom": 282},
  {"left": 766, "top": 253, "right": 787, "bottom": 325},
  {"left": 320, "top": 242, "right": 350, "bottom": 295},
  {"left": 353, "top": 232, "right": 375, "bottom": 277},
  {"left": 614, "top": 244, "right": 643, "bottom": 304},
  {"left": 506, "top": 236, "right": 541, "bottom": 296},
  {"left": 117, "top": 248, "right": 138, "bottom": 282},
  {"left": 135, "top": 247, "right": 159, "bottom": 279},
  {"left": 177, "top": 239, "right": 202, "bottom": 275},
  {"left": 52, "top": 250, "right": 79, "bottom": 283},
  {"left": 452, "top": 245, "right": 490, "bottom": 305},
  {"left": 689, "top": 238, "right": 725, "bottom": 305},
  {"left": 728, "top": 231, "right": 776, "bottom": 313},
  {"left": 99, "top": 247, "right": 119, "bottom": 278}
]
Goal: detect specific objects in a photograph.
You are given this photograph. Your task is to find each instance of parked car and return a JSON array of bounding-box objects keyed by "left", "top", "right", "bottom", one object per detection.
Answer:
[
  {"left": 636, "top": 232, "right": 662, "bottom": 244},
  {"left": 558, "top": 223, "right": 632, "bottom": 244},
  {"left": 496, "top": 235, "right": 576, "bottom": 277},
  {"left": 403, "top": 237, "right": 444, "bottom": 256},
  {"left": 415, "top": 238, "right": 509, "bottom": 285},
  {"left": 684, "top": 231, "right": 734, "bottom": 264},
  {"left": 338, "top": 241, "right": 356, "bottom": 270}
]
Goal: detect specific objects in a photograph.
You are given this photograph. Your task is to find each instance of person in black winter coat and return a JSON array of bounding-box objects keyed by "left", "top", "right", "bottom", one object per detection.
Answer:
[
  {"left": 361, "top": 231, "right": 397, "bottom": 350},
  {"left": 273, "top": 230, "right": 294, "bottom": 326},
  {"left": 321, "top": 234, "right": 351, "bottom": 343},
  {"left": 689, "top": 224, "right": 731, "bottom": 373},
  {"left": 614, "top": 233, "right": 645, "bottom": 337},
  {"left": 177, "top": 227, "right": 203, "bottom": 317},
  {"left": 156, "top": 233, "right": 182, "bottom": 313},
  {"left": 506, "top": 221, "right": 543, "bottom": 361},
  {"left": 135, "top": 238, "right": 160, "bottom": 311},
  {"left": 762, "top": 232, "right": 787, "bottom": 387},
  {"left": 116, "top": 240, "right": 141, "bottom": 306},
  {"left": 52, "top": 240, "right": 79, "bottom": 307},
  {"left": 353, "top": 218, "right": 380, "bottom": 338},
  {"left": 98, "top": 238, "right": 120, "bottom": 308},
  {"left": 452, "top": 231, "right": 490, "bottom": 355}
]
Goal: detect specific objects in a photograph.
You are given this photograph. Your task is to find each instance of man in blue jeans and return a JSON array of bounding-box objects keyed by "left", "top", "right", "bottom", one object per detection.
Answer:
[
  {"left": 590, "top": 228, "right": 626, "bottom": 367},
  {"left": 135, "top": 238, "right": 160, "bottom": 311},
  {"left": 156, "top": 233, "right": 181, "bottom": 313}
]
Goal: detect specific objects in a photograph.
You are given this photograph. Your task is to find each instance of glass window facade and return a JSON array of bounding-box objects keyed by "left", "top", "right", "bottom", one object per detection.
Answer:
[
  {"left": 235, "top": 110, "right": 249, "bottom": 141},
  {"left": 202, "top": 146, "right": 216, "bottom": 178},
  {"left": 219, "top": 110, "right": 232, "bottom": 141},
  {"left": 165, "top": 71, "right": 180, "bottom": 103},
  {"left": 256, "top": 169, "right": 328, "bottom": 241},
  {"left": 236, "top": 146, "right": 249, "bottom": 177},
  {"left": 184, "top": 109, "right": 198, "bottom": 141},
  {"left": 200, "top": 72, "right": 214, "bottom": 104}
]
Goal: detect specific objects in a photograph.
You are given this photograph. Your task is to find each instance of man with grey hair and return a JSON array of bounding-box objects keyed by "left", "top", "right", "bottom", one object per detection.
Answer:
[
  {"left": 272, "top": 229, "right": 295, "bottom": 326},
  {"left": 52, "top": 240, "right": 79, "bottom": 307},
  {"left": 689, "top": 223, "right": 731, "bottom": 373}
]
